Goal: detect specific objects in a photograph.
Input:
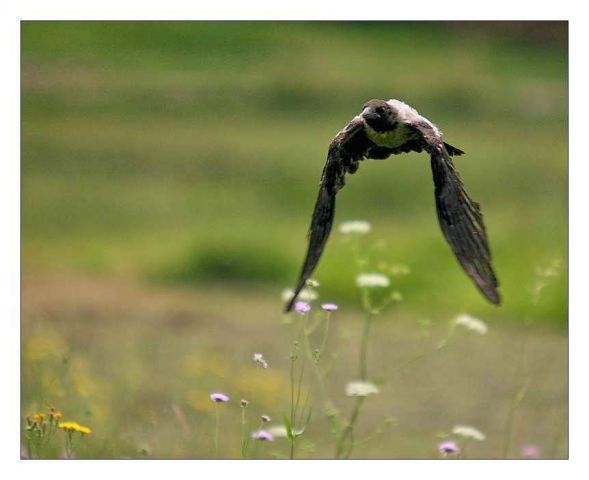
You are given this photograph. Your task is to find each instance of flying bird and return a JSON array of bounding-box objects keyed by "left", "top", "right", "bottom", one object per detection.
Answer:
[{"left": 284, "top": 99, "right": 500, "bottom": 312}]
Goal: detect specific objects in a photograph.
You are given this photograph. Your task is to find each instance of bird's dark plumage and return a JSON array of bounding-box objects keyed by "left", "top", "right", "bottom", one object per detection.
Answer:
[{"left": 284, "top": 99, "right": 500, "bottom": 311}]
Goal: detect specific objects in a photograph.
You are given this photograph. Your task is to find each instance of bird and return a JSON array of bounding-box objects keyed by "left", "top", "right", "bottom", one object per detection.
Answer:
[{"left": 284, "top": 98, "right": 500, "bottom": 312}]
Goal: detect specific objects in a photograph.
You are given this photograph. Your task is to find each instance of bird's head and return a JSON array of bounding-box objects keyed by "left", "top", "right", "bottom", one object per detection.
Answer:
[{"left": 361, "top": 99, "right": 398, "bottom": 133}]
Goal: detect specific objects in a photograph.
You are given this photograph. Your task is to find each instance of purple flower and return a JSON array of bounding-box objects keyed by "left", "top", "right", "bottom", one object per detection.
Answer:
[
  {"left": 261, "top": 415, "right": 271, "bottom": 423},
  {"left": 251, "top": 429, "right": 274, "bottom": 441},
  {"left": 210, "top": 392, "right": 230, "bottom": 403},
  {"left": 438, "top": 440, "right": 460, "bottom": 456},
  {"left": 321, "top": 303, "right": 338, "bottom": 312},
  {"left": 294, "top": 301, "right": 311, "bottom": 314},
  {"left": 521, "top": 444, "right": 540, "bottom": 459}
]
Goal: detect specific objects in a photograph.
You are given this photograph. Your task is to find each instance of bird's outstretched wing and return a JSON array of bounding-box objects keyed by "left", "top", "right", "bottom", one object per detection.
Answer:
[
  {"left": 411, "top": 121, "right": 500, "bottom": 305},
  {"left": 284, "top": 117, "right": 370, "bottom": 312}
]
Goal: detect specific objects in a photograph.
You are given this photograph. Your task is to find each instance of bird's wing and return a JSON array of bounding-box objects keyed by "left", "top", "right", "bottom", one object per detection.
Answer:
[
  {"left": 410, "top": 121, "right": 501, "bottom": 305},
  {"left": 285, "top": 117, "right": 370, "bottom": 312}
]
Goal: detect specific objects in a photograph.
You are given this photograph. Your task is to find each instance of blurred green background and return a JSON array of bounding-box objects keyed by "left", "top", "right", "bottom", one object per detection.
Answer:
[{"left": 21, "top": 21, "right": 567, "bottom": 459}]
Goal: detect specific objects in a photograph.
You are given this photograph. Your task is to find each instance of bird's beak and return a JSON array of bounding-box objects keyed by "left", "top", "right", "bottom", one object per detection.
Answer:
[{"left": 362, "top": 109, "right": 380, "bottom": 123}]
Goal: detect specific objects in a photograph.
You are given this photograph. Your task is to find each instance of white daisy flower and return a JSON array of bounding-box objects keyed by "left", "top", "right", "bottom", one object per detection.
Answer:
[
  {"left": 452, "top": 424, "right": 486, "bottom": 441},
  {"left": 454, "top": 314, "right": 488, "bottom": 335},
  {"left": 345, "top": 381, "right": 380, "bottom": 397},
  {"left": 339, "top": 220, "right": 371, "bottom": 234},
  {"left": 356, "top": 273, "right": 390, "bottom": 288}
]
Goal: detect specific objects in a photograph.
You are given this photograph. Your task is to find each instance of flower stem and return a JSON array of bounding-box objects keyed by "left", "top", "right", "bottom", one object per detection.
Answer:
[
  {"left": 359, "top": 312, "right": 373, "bottom": 380},
  {"left": 289, "top": 350, "right": 297, "bottom": 459},
  {"left": 502, "top": 335, "right": 530, "bottom": 458},
  {"left": 214, "top": 403, "right": 220, "bottom": 458},
  {"left": 240, "top": 407, "right": 247, "bottom": 458},
  {"left": 316, "top": 312, "right": 331, "bottom": 362},
  {"left": 335, "top": 309, "right": 374, "bottom": 458}
]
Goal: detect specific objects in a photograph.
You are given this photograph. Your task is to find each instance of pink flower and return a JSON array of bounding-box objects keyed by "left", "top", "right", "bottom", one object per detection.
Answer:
[
  {"left": 210, "top": 393, "right": 230, "bottom": 402},
  {"left": 294, "top": 301, "right": 311, "bottom": 314},
  {"left": 438, "top": 440, "right": 460, "bottom": 456},
  {"left": 321, "top": 303, "right": 338, "bottom": 312},
  {"left": 251, "top": 429, "right": 274, "bottom": 441},
  {"left": 522, "top": 444, "right": 540, "bottom": 459}
]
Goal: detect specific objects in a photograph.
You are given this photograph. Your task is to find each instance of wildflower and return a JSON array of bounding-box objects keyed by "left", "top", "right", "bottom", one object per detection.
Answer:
[
  {"left": 339, "top": 220, "right": 371, "bottom": 234},
  {"left": 253, "top": 352, "right": 269, "bottom": 369},
  {"left": 454, "top": 314, "right": 488, "bottom": 335},
  {"left": 321, "top": 303, "right": 338, "bottom": 312},
  {"left": 251, "top": 429, "right": 275, "bottom": 441},
  {"left": 294, "top": 301, "right": 311, "bottom": 314},
  {"left": 240, "top": 399, "right": 249, "bottom": 408},
  {"left": 521, "top": 444, "right": 540, "bottom": 459},
  {"left": 261, "top": 415, "right": 271, "bottom": 423},
  {"left": 438, "top": 440, "right": 460, "bottom": 456},
  {"left": 305, "top": 279, "right": 320, "bottom": 288},
  {"left": 452, "top": 424, "right": 486, "bottom": 441},
  {"left": 58, "top": 421, "right": 92, "bottom": 435},
  {"left": 210, "top": 393, "right": 230, "bottom": 403},
  {"left": 48, "top": 407, "right": 63, "bottom": 422},
  {"left": 32, "top": 413, "right": 45, "bottom": 423},
  {"left": 281, "top": 288, "right": 318, "bottom": 302},
  {"left": 535, "top": 259, "right": 561, "bottom": 278},
  {"left": 356, "top": 273, "right": 390, "bottom": 288},
  {"left": 345, "top": 381, "right": 380, "bottom": 397}
]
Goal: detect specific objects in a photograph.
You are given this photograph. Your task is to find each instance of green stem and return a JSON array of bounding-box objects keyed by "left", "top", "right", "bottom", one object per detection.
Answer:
[
  {"left": 502, "top": 334, "right": 530, "bottom": 458},
  {"left": 335, "top": 309, "right": 374, "bottom": 458},
  {"left": 316, "top": 313, "right": 331, "bottom": 362},
  {"left": 503, "top": 375, "right": 531, "bottom": 458},
  {"left": 359, "top": 312, "right": 373, "bottom": 380},
  {"left": 66, "top": 431, "right": 73, "bottom": 459},
  {"left": 240, "top": 407, "right": 247, "bottom": 458},
  {"left": 289, "top": 351, "right": 297, "bottom": 459},
  {"left": 214, "top": 403, "right": 220, "bottom": 458}
]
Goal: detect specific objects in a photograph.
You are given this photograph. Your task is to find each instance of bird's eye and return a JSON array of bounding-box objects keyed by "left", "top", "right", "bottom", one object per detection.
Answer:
[{"left": 376, "top": 107, "right": 385, "bottom": 115}]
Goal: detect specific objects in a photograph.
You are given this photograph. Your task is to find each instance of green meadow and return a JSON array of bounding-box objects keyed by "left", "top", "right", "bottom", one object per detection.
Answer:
[{"left": 21, "top": 22, "right": 567, "bottom": 459}]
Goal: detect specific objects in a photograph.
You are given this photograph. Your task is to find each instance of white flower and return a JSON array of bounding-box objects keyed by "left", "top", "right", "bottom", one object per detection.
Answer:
[
  {"left": 452, "top": 424, "right": 486, "bottom": 441},
  {"left": 281, "top": 288, "right": 318, "bottom": 302},
  {"left": 253, "top": 352, "right": 268, "bottom": 369},
  {"left": 345, "top": 381, "right": 380, "bottom": 397},
  {"left": 454, "top": 314, "right": 488, "bottom": 335},
  {"left": 356, "top": 273, "right": 390, "bottom": 288},
  {"left": 339, "top": 220, "right": 371, "bottom": 234},
  {"left": 305, "top": 279, "right": 320, "bottom": 288}
]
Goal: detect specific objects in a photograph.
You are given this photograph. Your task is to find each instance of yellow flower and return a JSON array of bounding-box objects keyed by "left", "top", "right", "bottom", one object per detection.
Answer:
[
  {"left": 58, "top": 421, "right": 92, "bottom": 435},
  {"left": 49, "top": 408, "right": 63, "bottom": 421},
  {"left": 32, "top": 413, "right": 45, "bottom": 423}
]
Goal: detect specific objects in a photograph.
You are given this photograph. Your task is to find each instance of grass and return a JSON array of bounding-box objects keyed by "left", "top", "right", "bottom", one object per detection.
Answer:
[
  {"left": 21, "top": 273, "right": 567, "bottom": 459},
  {"left": 21, "top": 21, "right": 567, "bottom": 459}
]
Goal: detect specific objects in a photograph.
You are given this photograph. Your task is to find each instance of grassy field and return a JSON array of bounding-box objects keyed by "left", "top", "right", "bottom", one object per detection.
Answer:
[{"left": 21, "top": 22, "right": 567, "bottom": 459}]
